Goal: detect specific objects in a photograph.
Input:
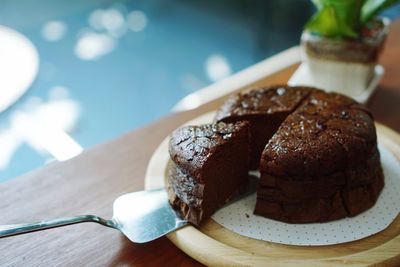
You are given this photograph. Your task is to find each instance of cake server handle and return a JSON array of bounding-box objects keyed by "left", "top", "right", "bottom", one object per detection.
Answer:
[{"left": 0, "top": 215, "right": 117, "bottom": 238}]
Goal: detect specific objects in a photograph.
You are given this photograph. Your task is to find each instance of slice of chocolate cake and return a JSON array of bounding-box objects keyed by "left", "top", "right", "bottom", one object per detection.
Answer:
[{"left": 167, "top": 121, "right": 251, "bottom": 226}]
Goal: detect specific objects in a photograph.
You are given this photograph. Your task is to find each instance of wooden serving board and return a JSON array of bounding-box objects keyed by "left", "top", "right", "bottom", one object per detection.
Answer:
[{"left": 145, "top": 120, "right": 400, "bottom": 267}]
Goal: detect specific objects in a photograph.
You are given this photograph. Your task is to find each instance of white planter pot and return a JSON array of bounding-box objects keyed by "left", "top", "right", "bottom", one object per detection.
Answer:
[{"left": 290, "top": 17, "right": 390, "bottom": 102}]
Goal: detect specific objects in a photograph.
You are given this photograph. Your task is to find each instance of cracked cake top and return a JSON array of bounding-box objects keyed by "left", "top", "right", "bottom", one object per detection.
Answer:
[{"left": 169, "top": 121, "right": 249, "bottom": 181}]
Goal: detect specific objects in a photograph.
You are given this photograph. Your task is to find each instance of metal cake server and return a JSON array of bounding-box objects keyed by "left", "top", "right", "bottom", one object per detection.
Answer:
[
  {"left": 0, "top": 176, "right": 257, "bottom": 243},
  {"left": 0, "top": 189, "right": 187, "bottom": 243}
]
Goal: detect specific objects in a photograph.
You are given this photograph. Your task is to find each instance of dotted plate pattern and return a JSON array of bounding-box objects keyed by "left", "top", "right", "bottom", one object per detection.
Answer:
[{"left": 212, "top": 144, "right": 400, "bottom": 246}]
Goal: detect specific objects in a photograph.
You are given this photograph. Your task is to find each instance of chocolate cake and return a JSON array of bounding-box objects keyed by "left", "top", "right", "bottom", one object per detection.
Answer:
[
  {"left": 215, "top": 86, "right": 383, "bottom": 223},
  {"left": 167, "top": 121, "right": 251, "bottom": 226},
  {"left": 168, "top": 85, "right": 383, "bottom": 225}
]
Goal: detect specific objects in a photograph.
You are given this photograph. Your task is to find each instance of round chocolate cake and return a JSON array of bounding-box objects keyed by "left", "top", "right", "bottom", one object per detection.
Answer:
[{"left": 168, "top": 85, "right": 384, "bottom": 225}]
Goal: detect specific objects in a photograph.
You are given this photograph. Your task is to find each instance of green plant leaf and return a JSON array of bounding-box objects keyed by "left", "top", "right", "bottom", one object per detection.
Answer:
[
  {"left": 331, "top": 0, "right": 365, "bottom": 32},
  {"left": 305, "top": 0, "right": 397, "bottom": 37},
  {"left": 361, "top": 0, "right": 400, "bottom": 24},
  {"left": 305, "top": 5, "right": 358, "bottom": 37}
]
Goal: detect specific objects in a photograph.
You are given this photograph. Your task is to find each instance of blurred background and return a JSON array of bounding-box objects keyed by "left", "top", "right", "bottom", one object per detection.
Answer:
[{"left": 0, "top": 0, "right": 399, "bottom": 182}]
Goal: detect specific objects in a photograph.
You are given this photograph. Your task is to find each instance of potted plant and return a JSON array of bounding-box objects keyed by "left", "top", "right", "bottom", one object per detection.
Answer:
[{"left": 289, "top": 0, "right": 399, "bottom": 102}]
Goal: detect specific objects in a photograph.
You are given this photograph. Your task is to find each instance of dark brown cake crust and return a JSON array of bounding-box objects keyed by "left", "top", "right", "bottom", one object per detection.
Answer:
[
  {"left": 169, "top": 121, "right": 248, "bottom": 179},
  {"left": 255, "top": 168, "right": 384, "bottom": 223},
  {"left": 168, "top": 121, "right": 251, "bottom": 226},
  {"left": 260, "top": 91, "right": 377, "bottom": 177},
  {"left": 167, "top": 163, "right": 206, "bottom": 225}
]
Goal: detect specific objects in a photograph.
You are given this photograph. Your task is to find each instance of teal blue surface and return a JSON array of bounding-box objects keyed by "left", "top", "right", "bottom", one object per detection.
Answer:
[{"left": 0, "top": 0, "right": 398, "bottom": 182}]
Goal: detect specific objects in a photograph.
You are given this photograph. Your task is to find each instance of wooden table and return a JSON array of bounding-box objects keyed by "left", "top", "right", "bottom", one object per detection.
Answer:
[{"left": 1, "top": 21, "right": 399, "bottom": 267}]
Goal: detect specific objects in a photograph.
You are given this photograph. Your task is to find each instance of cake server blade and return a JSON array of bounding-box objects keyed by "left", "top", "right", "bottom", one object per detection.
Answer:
[
  {"left": 0, "top": 188, "right": 187, "bottom": 243},
  {"left": 112, "top": 188, "right": 188, "bottom": 243}
]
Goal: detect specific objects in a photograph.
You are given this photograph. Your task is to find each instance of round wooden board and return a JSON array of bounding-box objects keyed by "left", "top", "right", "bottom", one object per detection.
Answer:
[{"left": 144, "top": 112, "right": 400, "bottom": 267}]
